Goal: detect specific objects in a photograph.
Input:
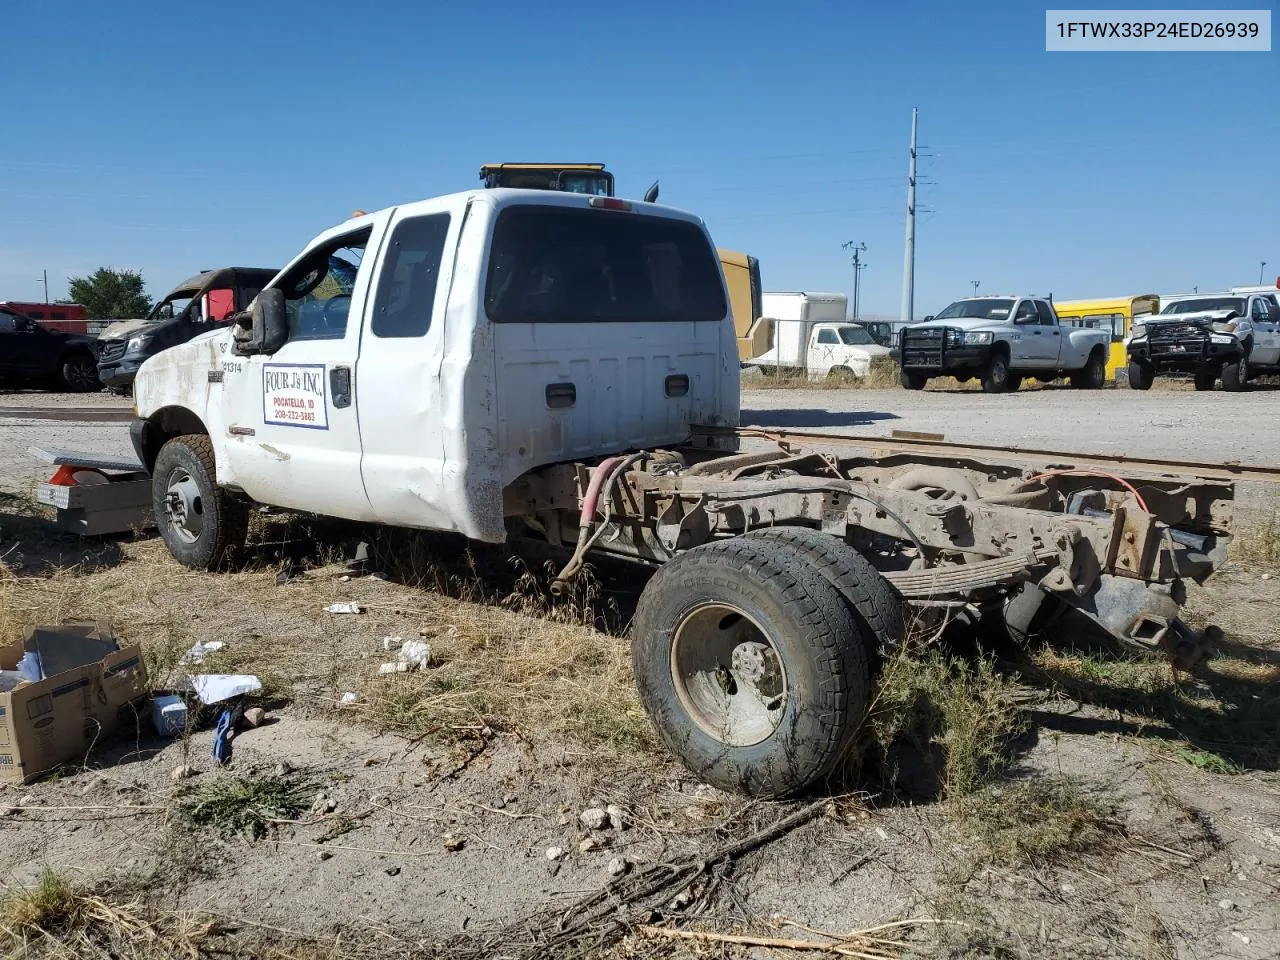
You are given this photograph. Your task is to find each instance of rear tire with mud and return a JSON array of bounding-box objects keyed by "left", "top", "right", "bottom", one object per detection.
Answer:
[
  {"left": 631, "top": 537, "right": 870, "bottom": 798},
  {"left": 152, "top": 434, "right": 249, "bottom": 571},
  {"left": 741, "top": 526, "right": 903, "bottom": 661}
]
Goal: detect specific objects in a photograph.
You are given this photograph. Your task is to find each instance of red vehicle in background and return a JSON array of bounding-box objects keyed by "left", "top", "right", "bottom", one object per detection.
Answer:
[{"left": 0, "top": 302, "right": 88, "bottom": 334}]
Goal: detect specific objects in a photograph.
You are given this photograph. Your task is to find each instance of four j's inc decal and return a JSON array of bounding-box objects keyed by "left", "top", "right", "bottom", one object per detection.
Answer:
[{"left": 262, "top": 363, "right": 328, "bottom": 430}]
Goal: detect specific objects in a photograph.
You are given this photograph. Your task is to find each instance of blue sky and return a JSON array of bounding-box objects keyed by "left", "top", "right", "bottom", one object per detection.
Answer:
[{"left": 2, "top": 0, "right": 1276, "bottom": 317}]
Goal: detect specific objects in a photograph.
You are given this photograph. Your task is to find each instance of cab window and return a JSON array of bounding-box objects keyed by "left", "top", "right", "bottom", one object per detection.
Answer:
[
  {"left": 371, "top": 214, "right": 451, "bottom": 338},
  {"left": 279, "top": 229, "right": 372, "bottom": 341},
  {"left": 1035, "top": 301, "right": 1056, "bottom": 326},
  {"left": 1252, "top": 298, "right": 1269, "bottom": 321},
  {"left": 1014, "top": 300, "right": 1037, "bottom": 323},
  {"left": 816, "top": 328, "right": 839, "bottom": 345},
  {"left": 0, "top": 310, "right": 17, "bottom": 333}
]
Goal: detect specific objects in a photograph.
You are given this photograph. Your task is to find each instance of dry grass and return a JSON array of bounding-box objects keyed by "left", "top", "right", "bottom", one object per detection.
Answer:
[
  {"left": 1026, "top": 648, "right": 1280, "bottom": 772},
  {"left": 0, "top": 509, "right": 651, "bottom": 766},
  {"left": 0, "top": 869, "right": 213, "bottom": 960},
  {"left": 958, "top": 778, "right": 1125, "bottom": 867},
  {"left": 742, "top": 357, "right": 901, "bottom": 390},
  {"left": 863, "top": 648, "right": 1025, "bottom": 800},
  {"left": 1231, "top": 505, "right": 1280, "bottom": 566}
]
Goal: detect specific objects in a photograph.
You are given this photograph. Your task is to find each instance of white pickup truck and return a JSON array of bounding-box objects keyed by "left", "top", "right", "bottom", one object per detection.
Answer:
[
  {"left": 1126, "top": 291, "right": 1280, "bottom": 391},
  {"left": 897, "top": 296, "right": 1110, "bottom": 393},
  {"left": 129, "top": 189, "right": 1232, "bottom": 798}
]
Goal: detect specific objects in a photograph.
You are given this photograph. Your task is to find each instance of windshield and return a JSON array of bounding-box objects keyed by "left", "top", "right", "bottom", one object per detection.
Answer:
[
  {"left": 838, "top": 325, "right": 874, "bottom": 346},
  {"left": 1161, "top": 297, "right": 1246, "bottom": 315},
  {"left": 933, "top": 298, "right": 1015, "bottom": 321},
  {"left": 147, "top": 294, "right": 198, "bottom": 323}
]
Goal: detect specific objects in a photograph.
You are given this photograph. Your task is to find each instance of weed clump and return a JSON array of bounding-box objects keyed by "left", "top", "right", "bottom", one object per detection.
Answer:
[
  {"left": 173, "top": 774, "right": 317, "bottom": 841},
  {"left": 960, "top": 778, "right": 1125, "bottom": 866},
  {"left": 865, "top": 650, "right": 1024, "bottom": 800}
]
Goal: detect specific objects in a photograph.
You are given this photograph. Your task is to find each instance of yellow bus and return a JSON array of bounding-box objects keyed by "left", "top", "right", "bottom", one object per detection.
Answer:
[{"left": 1053, "top": 295, "right": 1159, "bottom": 381}]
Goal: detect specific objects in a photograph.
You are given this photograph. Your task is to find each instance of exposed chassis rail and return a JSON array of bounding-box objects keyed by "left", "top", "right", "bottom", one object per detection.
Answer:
[
  {"left": 507, "top": 428, "right": 1239, "bottom": 663},
  {"left": 693, "top": 425, "right": 1280, "bottom": 485}
]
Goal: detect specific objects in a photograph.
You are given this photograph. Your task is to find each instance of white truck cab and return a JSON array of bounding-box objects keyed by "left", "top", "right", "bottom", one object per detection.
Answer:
[{"left": 131, "top": 189, "right": 738, "bottom": 564}]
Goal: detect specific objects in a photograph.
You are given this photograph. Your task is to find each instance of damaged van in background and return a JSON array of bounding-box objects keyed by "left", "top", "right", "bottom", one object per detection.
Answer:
[{"left": 97, "top": 267, "right": 277, "bottom": 393}]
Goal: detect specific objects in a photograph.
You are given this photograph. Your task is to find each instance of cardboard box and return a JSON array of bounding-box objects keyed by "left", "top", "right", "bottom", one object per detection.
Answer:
[{"left": 0, "top": 625, "right": 149, "bottom": 784}]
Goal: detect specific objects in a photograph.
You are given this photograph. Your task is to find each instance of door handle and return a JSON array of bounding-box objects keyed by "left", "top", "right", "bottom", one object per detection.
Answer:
[
  {"left": 1052, "top": 330, "right": 1060, "bottom": 335},
  {"left": 330, "top": 366, "right": 352, "bottom": 408}
]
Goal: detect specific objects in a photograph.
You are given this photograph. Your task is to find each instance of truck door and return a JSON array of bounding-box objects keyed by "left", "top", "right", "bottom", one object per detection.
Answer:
[
  {"left": 1034, "top": 300, "right": 1065, "bottom": 368},
  {"left": 353, "top": 199, "right": 461, "bottom": 528},
  {"left": 219, "top": 214, "right": 391, "bottom": 520},
  {"left": 1249, "top": 296, "right": 1280, "bottom": 365},
  {"left": 1013, "top": 299, "right": 1055, "bottom": 368},
  {"left": 808, "top": 326, "right": 840, "bottom": 377}
]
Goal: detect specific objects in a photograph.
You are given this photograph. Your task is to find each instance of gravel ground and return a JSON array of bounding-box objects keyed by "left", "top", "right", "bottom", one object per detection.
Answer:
[{"left": 741, "top": 384, "right": 1280, "bottom": 466}]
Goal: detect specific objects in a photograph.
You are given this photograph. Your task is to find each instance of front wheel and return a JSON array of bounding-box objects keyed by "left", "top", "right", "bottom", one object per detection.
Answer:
[
  {"left": 1193, "top": 371, "right": 1217, "bottom": 392},
  {"left": 900, "top": 369, "right": 928, "bottom": 391},
  {"left": 1070, "top": 352, "right": 1107, "bottom": 389},
  {"left": 980, "top": 353, "right": 1018, "bottom": 393},
  {"left": 152, "top": 435, "right": 249, "bottom": 570},
  {"left": 631, "top": 538, "right": 869, "bottom": 798},
  {"left": 60, "top": 355, "right": 100, "bottom": 393},
  {"left": 1127, "top": 360, "right": 1154, "bottom": 390},
  {"left": 1221, "top": 355, "right": 1249, "bottom": 392}
]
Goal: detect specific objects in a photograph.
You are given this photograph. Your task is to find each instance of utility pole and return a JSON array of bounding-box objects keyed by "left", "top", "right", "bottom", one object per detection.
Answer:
[
  {"left": 842, "top": 241, "right": 867, "bottom": 319},
  {"left": 38, "top": 269, "right": 49, "bottom": 304},
  {"left": 1262, "top": 261, "right": 1269, "bottom": 285},
  {"left": 899, "top": 108, "right": 918, "bottom": 327},
  {"left": 971, "top": 280, "right": 980, "bottom": 297}
]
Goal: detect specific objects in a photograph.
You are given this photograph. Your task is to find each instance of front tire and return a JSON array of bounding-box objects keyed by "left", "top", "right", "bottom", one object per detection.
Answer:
[
  {"left": 631, "top": 537, "right": 870, "bottom": 798},
  {"left": 1222, "top": 355, "right": 1249, "bottom": 392},
  {"left": 152, "top": 435, "right": 249, "bottom": 570},
  {"left": 1193, "top": 371, "right": 1217, "bottom": 392},
  {"left": 1070, "top": 351, "right": 1107, "bottom": 389},
  {"left": 981, "top": 352, "right": 1018, "bottom": 393},
  {"left": 60, "top": 354, "right": 100, "bottom": 393},
  {"left": 900, "top": 369, "right": 928, "bottom": 391},
  {"left": 1127, "top": 360, "right": 1154, "bottom": 390}
]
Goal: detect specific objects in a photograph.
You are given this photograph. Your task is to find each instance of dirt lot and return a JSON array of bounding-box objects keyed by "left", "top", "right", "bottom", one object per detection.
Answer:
[{"left": 0, "top": 389, "right": 1277, "bottom": 959}]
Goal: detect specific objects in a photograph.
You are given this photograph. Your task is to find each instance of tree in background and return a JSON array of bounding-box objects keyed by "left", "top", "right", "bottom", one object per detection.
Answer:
[{"left": 67, "top": 268, "right": 152, "bottom": 320}]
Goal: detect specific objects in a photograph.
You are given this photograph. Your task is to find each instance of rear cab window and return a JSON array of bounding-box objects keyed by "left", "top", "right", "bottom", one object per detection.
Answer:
[{"left": 484, "top": 205, "right": 726, "bottom": 324}]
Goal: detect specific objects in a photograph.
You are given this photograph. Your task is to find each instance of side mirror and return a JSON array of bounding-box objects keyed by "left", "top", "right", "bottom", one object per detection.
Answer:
[
  {"left": 923, "top": 315, "right": 934, "bottom": 322},
  {"left": 250, "top": 289, "right": 288, "bottom": 354},
  {"left": 643, "top": 181, "right": 660, "bottom": 203}
]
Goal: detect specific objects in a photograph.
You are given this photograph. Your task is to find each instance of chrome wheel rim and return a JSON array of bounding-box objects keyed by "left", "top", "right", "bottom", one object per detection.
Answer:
[{"left": 163, "top": 468, "right": 204, "bottom": 544}]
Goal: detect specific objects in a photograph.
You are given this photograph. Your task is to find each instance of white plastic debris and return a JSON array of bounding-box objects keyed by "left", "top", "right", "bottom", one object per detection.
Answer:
[
  {"left": 545, "top": 846, "right": 566, "bottom": 861},
  {"left": 382, "top": 636, "right": 404, "bottom": 651},
  {"left": 325, "top": 602, "right": 363, "bottom": 615},
  {"left": 188, "top": 674, "right": 262, "bottom": 706},
  {"left": 397, "top": 639, "right": 432, "bottom": 671},
  {"left": 378, "top": 662, "right": 411, "bottom": 675},
  {"left": 338, "top": 692, "right": 359, "bottom": 707},
  {"left": 180, "top": 640, "right": 225, "bottom": 665}
]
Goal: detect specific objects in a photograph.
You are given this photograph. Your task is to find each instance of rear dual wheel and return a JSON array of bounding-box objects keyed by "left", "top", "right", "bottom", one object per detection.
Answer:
[{"left": 631, "top": 532, "right": 898, "bottom": 798}]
